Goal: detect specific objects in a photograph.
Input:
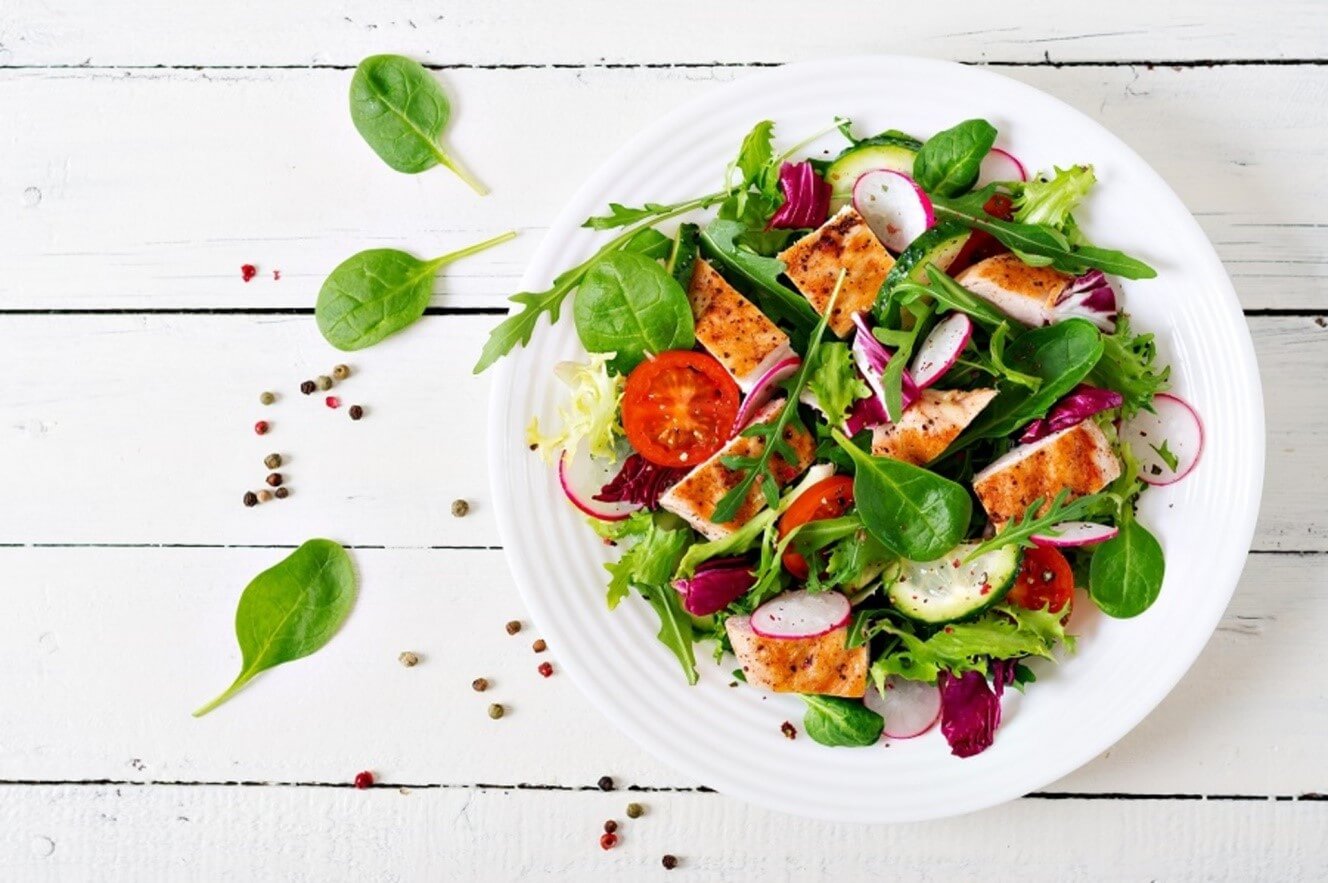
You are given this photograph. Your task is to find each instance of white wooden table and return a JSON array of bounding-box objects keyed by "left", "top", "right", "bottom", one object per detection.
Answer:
[{"left": 2, "top": 3, "right": 1325, "bottom": 879}]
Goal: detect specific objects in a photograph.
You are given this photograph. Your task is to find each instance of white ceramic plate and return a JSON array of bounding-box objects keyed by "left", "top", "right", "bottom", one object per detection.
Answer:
[{"left": 488, "top": 56, "right": 1264, "bottom": 823}]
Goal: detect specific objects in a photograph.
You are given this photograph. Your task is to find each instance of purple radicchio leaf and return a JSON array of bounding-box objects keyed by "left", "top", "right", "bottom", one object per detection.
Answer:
[
  {"left": 847, "top": 312, "right": 919, "bottom": 432},
  {"left": 768, "top": 162, "right": 832, "bottom": 230},
  {"left": 1019, "top": 384, "right": 1124, "bottom": 444},
  {"left": 672, "top": 557, "right": 755, "bottom": 616},
  {"left": 594, "top": 454, "right": 687, "bottom": 509},
  {"left": 1052, "top": 269, "right": 1118, "bottom": 332},
  {"left": 937, "top": 666, "right": 1013, "bottom": 758}
]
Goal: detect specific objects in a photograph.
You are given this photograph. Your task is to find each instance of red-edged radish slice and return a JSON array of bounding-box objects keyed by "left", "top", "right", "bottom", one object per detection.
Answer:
[
  {"left": 852, "top": 170, "right": 935, "bottom": 253},
  {"left": 1031, "top": 521, "right": 1120, "bottom": 548},
  {"left": 750, "top": 590, "right": 851, "bottom": 639},
  {"left": 909, "top": 313, "right": 973, "bottom": 389},
  {"left": 558, "top": 449, "right": 637, "bottom": 522},
  {"left": 1120, "top": 392, "right": 1205, "bottom": 486},
  {"left": 864, "top": 676, "right": 942, "bottom": 740},
  {"left": 976, "top": 147, "right": 1028, "bottom": 187},
  {"left": 732, "top": 356, "right": 801, "bottom": 435}
]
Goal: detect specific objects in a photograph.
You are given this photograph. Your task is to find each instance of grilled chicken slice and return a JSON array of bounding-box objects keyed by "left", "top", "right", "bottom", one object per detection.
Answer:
[
  {"left": 953, "top": 253, "right": 1073, "bottom": 327},
  {"left": 972, "top": 420, "right": 1122, "bottom": 523},
  {"left": 778, "top": 205, "right": 895, "bottom": 337},
  {"left": 726, "top": 615, "right": 867, "bottom": 698},
  {"left": 871, "top": 388, "right": 997, "bottom": 465},
  {"left": 658, "top": 398, "right": 814, "bottom": 540},
  {"left": 687, "top": 259, "right": 795, "bottom": 391}
]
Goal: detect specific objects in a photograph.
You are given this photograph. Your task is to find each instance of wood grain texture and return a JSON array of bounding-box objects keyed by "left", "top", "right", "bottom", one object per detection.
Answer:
[
  {"left": 3, "top": 65, "right": 1325, "bottom": 311},
  {"left": 1, "top": 785, "right": 1324, "bottom": 882},
  {"left": 4, "top": 1, "right": 1326, "bottom": 66}
]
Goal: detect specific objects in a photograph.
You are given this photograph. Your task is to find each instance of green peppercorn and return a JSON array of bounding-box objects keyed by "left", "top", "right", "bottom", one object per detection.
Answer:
[
  {"left": 332, "top": 364, "right": 351, "bottom": 381},
  {"left": 259, "top": 391, "right": 276, "bottom": 406},
  {"left": 263, "top": 453, "right": 282, "bottom": 470},
  {"left": 274, "top": 487, "right": 290, "bottom": 499},
  {"left": 451, "top": 499, "right": 470, "bottom": 517},
  {"left": 626, "top": 802, "right": 644, "bottom": 819},
  {"left": 487, "top": 703, "right": 504, "bottom": 720},
  {"left": 315, "top": 375, "right": 333, "bottom": 391},
  {"left": 398, "top": 651, "right": 419, "bottom": 667}
]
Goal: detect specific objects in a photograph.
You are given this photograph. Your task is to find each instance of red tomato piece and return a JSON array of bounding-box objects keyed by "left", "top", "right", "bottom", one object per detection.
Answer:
[
  {"left": 1007, "top": 545, "right": 1074, "bottom": 614},
  {"left": 777, "top": 475, "right": 855, "bottom": 579},
  {"left": 622, "top": 350, "right": 740, "bottom": 468}
]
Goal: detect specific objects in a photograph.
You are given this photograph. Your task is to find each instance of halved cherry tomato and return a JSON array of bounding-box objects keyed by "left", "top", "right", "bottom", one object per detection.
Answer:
[
  {"left": 777, "top": 475, "right": 855, "bottom": 579},
  {"left": 1007, "top": 545, "right": 1074, "bottom": 614},
  {"left": 622, "top": 350, "right": 740, "bottom": 468},
  {"left": 947, "top": 193, "right": 1017, "bottom": 275}
]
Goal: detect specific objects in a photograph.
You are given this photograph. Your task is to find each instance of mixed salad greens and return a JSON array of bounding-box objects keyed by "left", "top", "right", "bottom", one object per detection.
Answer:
[{"left": 488, "top": 118, "right": 1204, "bottom": 756}]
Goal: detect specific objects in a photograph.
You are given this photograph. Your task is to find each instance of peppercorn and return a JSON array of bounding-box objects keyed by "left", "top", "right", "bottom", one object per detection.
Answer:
[
  {"left": 316, "top": 375, "right": 333, "bottom": 391},
  {"left": 353, "top": 770, "right": 374, "bottom": 789},
  {"left": 332, "top": 364, "right": 351, "bottom": 381},
  {"left": 254, "top": 420, "right": 269, "bottom": 435},
  {"left": 532, "top": 638, "right": 547, "bottom": 653},
  {"left": 274, "top": 487, "right": 290, "bottom": 499},
  {"left": 781, "top": 721, "right": 797, "bottom": 740},
  {"left": 265, "top": 472, "right": 283, "bottom": 487},
  {"left": 257, "top": 490, "right": 273, "bottom": 503},
  {"left": 451, "top": 499, "right": 470, "bottom": 517},
  {"left": 599, "top": 833, "right": 618, "bottom": 851},
  {"left": 264, "top": 453, "right": 282, "bottom": 470},
  {"left": 325, "top": 396, "right": 341, "bottom": 409},
  {"left": 349, "top": 405, "right": 364, "bottom": 421},
  {"left": 662, "top": 855, "right": 678, "bottom": 870},
  {"left": 259, "top": 391, "right": 275, "bottom": 405},
  {"left": 242, "top": 491, "right": 258, "bottom": 508},
  {"left": 538, "top": 661, "right": 553, "bottom": 678},
  {"left": 471, "top": 677, "right": 489, "bottom": 692},
  {"left": 505, "top": 620, "right": 522, "bottom": 635},
  {"left": 603, "top": 820, "right": 618, "bottom": 834},
  {"left": 398, "top": 651, "right": 419, "bottom": 667},
  {"left": 487, "top": 703, "right": 505, "bottom": 720},
  {"left": 625, "top": 802, "right": 644, "bottom": 819},
  {"left": 597, "top": 776, "right": 615, "bottom": 792},
  {"left": 300, "top": 380, "right": 316, "bottom": 395}
]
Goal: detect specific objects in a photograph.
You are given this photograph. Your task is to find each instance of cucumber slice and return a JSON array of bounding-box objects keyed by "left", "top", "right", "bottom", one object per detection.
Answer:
[
  {"left": 826, "top": 142, "right": 919, "bottom": 209},
  {"left": 887, "top": 542, "right": 1021, "bottom": 624},
  {"left": 884, "top": 220, "right": 971, "bottom": 288}
]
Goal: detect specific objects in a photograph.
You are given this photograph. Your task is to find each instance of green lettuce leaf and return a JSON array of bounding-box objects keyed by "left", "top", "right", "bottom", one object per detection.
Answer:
[
  {"left": 806, "top": 342, "right": 871, "bottom": 426},
  {"left": 1013, "top": 165, "right": 1097, "bottom": 229}
]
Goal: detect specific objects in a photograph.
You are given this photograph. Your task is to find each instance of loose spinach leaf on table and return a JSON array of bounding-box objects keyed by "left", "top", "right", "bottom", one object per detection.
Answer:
[
  {"left": 830, "top": 428, "right": 971, "bottom": 561},
  {"left": 801, "top": 694, "right": 884, "bottom": 747},
  {"left": 194, "top": 539, "right": 357, "bottom": 717},
  {"left": 349, "top": 54, "right": 487, "bottom": 194},
  {"left": 317, "top": 232, "right": 516, "bottom": 351},
  {"left": 1089, "top": 514, "right": 1165, "bottom": 618},
  {"left": 913, "top": 119, "right": 998, "bottom": 197},
  {"left": 699, "top": 219, "right": 820, "bottom": 332},
  {"left": 572, "top": 251, "right": 695, "bottom": 373}
]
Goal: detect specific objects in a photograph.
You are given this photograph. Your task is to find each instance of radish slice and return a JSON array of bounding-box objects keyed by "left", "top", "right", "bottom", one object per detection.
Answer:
[
  {"left": 852, "top": 170, "right": 935, "bottom": 253},
  {"left": 976, "top": 147, "right": 1028, "bottom": 187},
  {"left": 864, "top": 676, "right": 942, "bottom": 740},
  {"left": 558, "top": 449, "right": 637, "bottom": 522},
  {"left": 750, "top": 590, "right": 851, "bottom": 639},
  {"left": 1120, "top": 392, "right": 1205, "bottom": 486},
  {"left": 1031, "top": 521, "right": 1120, "bottom": 548},
  {"left": 909, "top": 313, "right": 973, "bottom": 389},
  {"left": 732, "top": 356, "right": 801, "bottom": 435}
]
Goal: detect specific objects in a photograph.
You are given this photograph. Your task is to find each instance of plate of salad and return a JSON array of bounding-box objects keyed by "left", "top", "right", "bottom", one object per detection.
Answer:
[{"left": 484, "top": 56, "right": 1263, "bottom": 822}]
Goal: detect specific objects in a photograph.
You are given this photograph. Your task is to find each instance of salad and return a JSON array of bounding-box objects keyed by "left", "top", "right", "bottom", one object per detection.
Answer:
[{"left": 485, "top": 118, "right": 1203, "bottom": 756}]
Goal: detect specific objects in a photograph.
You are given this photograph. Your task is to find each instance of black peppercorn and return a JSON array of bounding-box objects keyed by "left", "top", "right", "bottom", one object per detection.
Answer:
[
  {"left": 603, "top": 820, "right": 618, "bottom": 834},
  {"left": 349, "top": 405, "right": 364, "bottom": 421},
  {"left": 242, "top": 491, "right": 258, "bottom": 508},
  {"left": 300, "top": 380, "right": 316, "bottom": 395},
  {"left": 597, "top": 776, "right": 615, "bottom": 792},
  {"left": 265, "top": 473, "right": 283, "bottom": 487},
  {"left": 662, "top": 855, "right": 678, "bottom": 870},
  {"left": 274, "top": 487, "right": 289, "bottom": 499}
]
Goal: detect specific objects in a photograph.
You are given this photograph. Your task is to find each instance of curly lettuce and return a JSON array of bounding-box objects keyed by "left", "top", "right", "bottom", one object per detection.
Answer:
[
  {"left": 1014, "top": 165, "right": 1097, "bottom": 229},
  {"left": 525, "top": 353, "right": 624, "bottom": 462}
]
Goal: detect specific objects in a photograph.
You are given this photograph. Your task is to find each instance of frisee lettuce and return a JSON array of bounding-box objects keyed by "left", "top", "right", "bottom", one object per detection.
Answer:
[
  {"left": 1013, "top": 165, "right": 1096, "bottom": 229},
  {"left": 525, "top": 354, "right": 624, "bottom": 463}
]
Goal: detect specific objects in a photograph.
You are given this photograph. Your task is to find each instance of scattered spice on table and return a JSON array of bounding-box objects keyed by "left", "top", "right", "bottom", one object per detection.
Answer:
[
  {"left": 532, "top": 639, "right": 547, "bottom": 653},
  {"left": 349, "top": 405, "right": 364, "bottom": 420},
  {"left": 398, "top": 651, "right": 419, "bottom": 667},
  {"left": 315, "top": 375, "right": 333, "bottom": 391},
  {"left": 353, "top": 770, "right": 375, "bottom": 789},
  {"left": 240, "top": 264, "right": 257, "bottom": 282},
  {"left": 264, "top": 453, "right": 282, "bottom": 470},
  {"left": 259, "top": 391, "right": 276, "bottom": 406},
  {"left": 254, "top": 420, "right": 269, "bottom": 435},
  {"left": 625, "top": 802, "right": 644, "bottom": 819},
  {"left": 242, "top": 491, "right": 258, "bottom": 508},
  {"left": 597, "top": 776, "right": 615, "bottom": 792},
  {"left": 257, "top": 490, "right": 273, "bottom": 503},
  {"left": 265, "top": 472, "right": 283, "bottom": 487},
  {"left": 300, "top": 380, "right": 316, "bottom": 395},
  {"left": 325, "top": 396, "right": 341, "bottom": 409},
  {"left": 332, "top": 364, "right": 351, "bottom": 381},
  {"left": 781, "top": 721, "right": 797, "bottom": 740},
  {"left": 487, "top": 703, "right": 505, "bottom": 720},
  {"left": 662, "top": 855, "right": 678, "bottom": 870},
  {"left": 274, "top": 487, "right": 289, "bottom": 499},
  {"left": 505, "top": 620, "right": 521, "bottom": 635},
  {"left": 471, "top": 677, "right": 489, "bottom": 692},
  {"left": 602, "top": 820, "right": 618, "bottom": 834},
  {"left": 451, "top": 499, "right": 470, "bottom": 517},
  {"left": 599, "top": 833, "right": 618, "bottom": 851},
  {"left": 272, "top": 270, "right": 281, "bottom": 281},
  {"left": 538, "top": 661, "right": 553, "bottom": 678}
]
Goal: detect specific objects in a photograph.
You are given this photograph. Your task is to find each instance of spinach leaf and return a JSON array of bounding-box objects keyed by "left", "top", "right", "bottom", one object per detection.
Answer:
[
  {"left": 699, "top": 219, "right": 820, "bottom": 332},
  {"left": 666, "top": 223, "right": 701, "bottom": 288},
  {"left": 913, "top": 119, "right": 998, "bottom": 197},
  {"left": 1089, "top": 515, "right": 1165, "bottom": 618},
  {"left": 831, "top": 428, "right": 971, "bottom": 561},
  {"left": 349, "top": 54, "right": 486, "bottom": 194},
  {"left": 572, "top": 251, "right": 695, "bottom": 373},
  {"left": 193, "top": 539, "right": 357, "bottom": 717},
  {"left": 318, "top": 232, "right": 516, "bottom": 351},
  {"left": 801, "top": 694, "right": 884, "bottom": 747}
]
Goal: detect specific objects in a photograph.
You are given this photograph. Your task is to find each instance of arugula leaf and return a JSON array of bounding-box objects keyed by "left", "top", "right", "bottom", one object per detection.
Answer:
[
  {"left": 964, "top": 490, "right": 1117, "bottom": 560},
  {"left": 731, "top": 120, "right": 776, "bottom": 190},
  {"left": 583, "top": 202, "right": 676, "bottom": 230},
  {"left": 893, "top": 266, "right": 1011, "bottom": 332},
  {"left": 1150, "top": 439, "right": 1180, "bottom": 472},
  {"left": 1013, "top": 165, "right": 1097, "bottom": 229},
  {"left": 1089, "top": 510, "right": 1165, "bottom": 618},
  {"left": 913, "top": 119, "right": 998, "bottom": 197},
  {"left": 572, "top": 251, "right": 695, "bottom": 373},
  {"left": 987, "top": 322, "right": 1043, "bottom": 391},
  {"left": 804, "top": 528, "right": 891, "bottom": 594},
  {"left": 806, "top": 342, "right": 871, "bottom": 426},
  {"left": 801, "top": 695, "right": 884, "bottom": 747},
  {"left": 1089, "top": 313, "right": 1171, "bottom": 418},
  {"left": 699, "top": 219, "right": 820, "bottom": 331},
  {"left": 641, "top": 578, "right": 700, "bottom": 685}
]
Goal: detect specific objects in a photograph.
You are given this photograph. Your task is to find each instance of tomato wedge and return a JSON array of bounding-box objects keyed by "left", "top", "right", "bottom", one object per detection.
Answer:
[
  {"left": 777, "top": 475, "right": 855, "bottom": 579},
  {"left": 1007, "top": 545, "right": 1074, "bottom": 614},
  {"left": 948, "top": 193, "right": 1016, "bottom": 275},
  {"left": 622, "top": 350, "right": 740, "bottom": 468}
]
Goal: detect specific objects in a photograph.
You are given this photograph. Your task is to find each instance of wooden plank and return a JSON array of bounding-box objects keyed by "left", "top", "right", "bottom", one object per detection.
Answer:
[
  {"left": 1, "top": 784, "right": 1324, "bottom": 881},
  {"left": 2, "top": 65, "right": 1325, "bottom": 312},
  {"left": 0, "top": 314, "right": 1318, "bottom": 550},
  {"left": 0, "top": 545, "right": 1323, "bottom": 795},
  {"left": 3, "top": 0, "right": 1324, "bottom": 66}
]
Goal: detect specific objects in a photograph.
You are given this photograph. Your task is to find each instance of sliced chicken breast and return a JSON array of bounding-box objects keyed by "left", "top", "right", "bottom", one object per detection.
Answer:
[
  {"left": 778, "top": 205, "right": 895, "bottom": 337},
  {"left": 726, "top": 615, "right": 867, "bottom": 698},
  {"left": 871, "top": 388, "right": 997, "bottom": 465},
  {"left": 972, "top": 420, "right": 1122, "bottom": 523},
  {"left": 953, "top": 253, "right": 1073, "bottom": 327},
  {"left": 658, "top": 398, "right": 814, "bottom": 540},
  {"left": 688, "top": 259, "right": 795, "bottom": 391}
]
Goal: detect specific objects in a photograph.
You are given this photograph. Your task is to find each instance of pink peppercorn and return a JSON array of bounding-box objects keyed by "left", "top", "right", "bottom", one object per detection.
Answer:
[
  {"left": 240, "top": 264, "right": 257, "bottom": 282},
  {"left": 353, "top": 770, "right": 374, "bottom": 789},
  {"left": 538, "top": 661, "right": 553, "bottom": 678},
  {"left": 325, "top": 396, "right": 341, "bottom": 409},
  {"left": 254, "top": 420, "right": 270, "bottom": 435}
]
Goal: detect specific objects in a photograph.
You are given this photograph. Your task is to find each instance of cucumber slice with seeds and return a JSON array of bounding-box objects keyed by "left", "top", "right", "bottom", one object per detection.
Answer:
[{"left": 888, "top": 542, "right": 1022, "bottom": 624}]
